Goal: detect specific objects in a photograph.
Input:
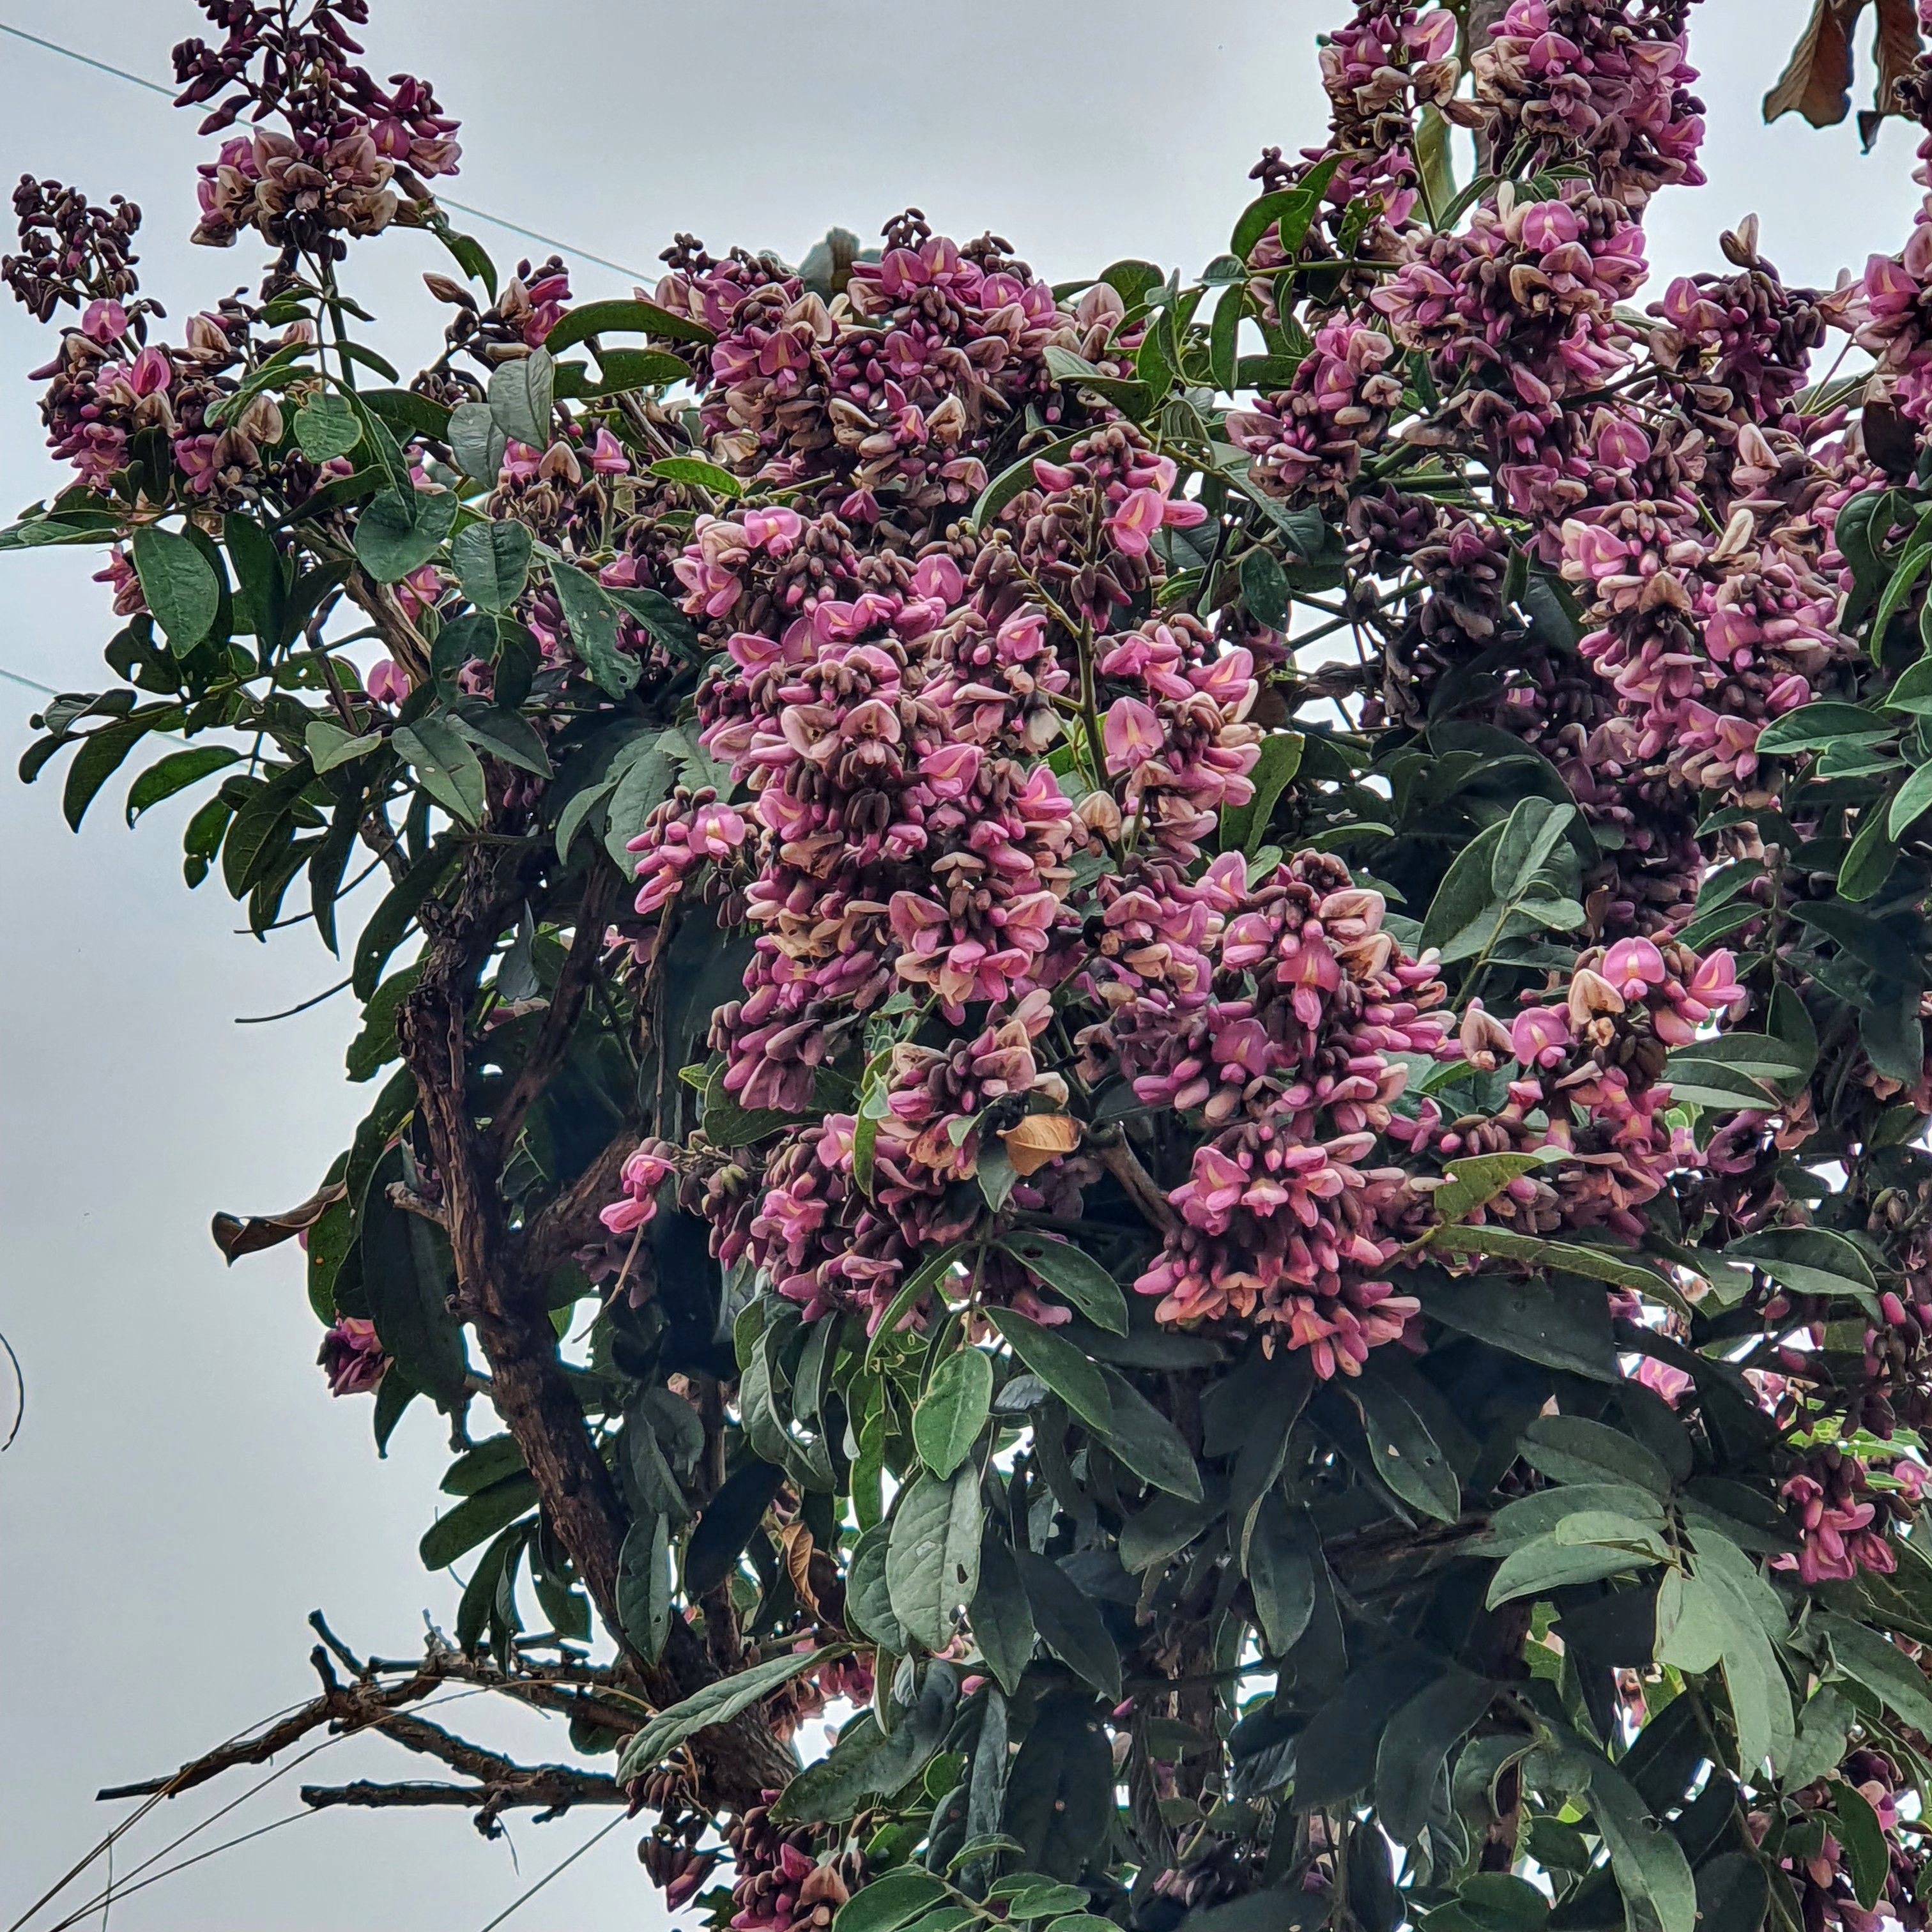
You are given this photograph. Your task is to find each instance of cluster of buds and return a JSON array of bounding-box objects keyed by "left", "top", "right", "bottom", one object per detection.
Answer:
[
  {"left": 712, "top": 1797, "right": 863, "bottom": 1932},
  {"left": 317, "top": 1316, "right": 387, "bottom": 1396},
  {"left": 2, "top": 176, "right": 143, "bottom": 324},
  {"left": 172, "top": 0, "right": 459, "bottom": 259}
]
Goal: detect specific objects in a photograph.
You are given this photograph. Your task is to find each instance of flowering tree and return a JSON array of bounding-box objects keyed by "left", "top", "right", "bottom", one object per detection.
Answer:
[{"left": 23, "top": 0, "right": 1932, "bottom": 1926}]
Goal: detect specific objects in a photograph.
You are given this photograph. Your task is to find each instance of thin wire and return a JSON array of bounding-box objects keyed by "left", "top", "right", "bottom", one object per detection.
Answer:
[
  {"left": 0, "top": 1326, "right": 22, "bottom": 1450},
  {"left": 41, "top": 1816, "right": 316, "bottom": 1932},
  {"left": 0, "top": 22, "right": 649, "bottom": 281},
  {"left": 473, "top": 1813, "right": 626, "bottom": 1932}
]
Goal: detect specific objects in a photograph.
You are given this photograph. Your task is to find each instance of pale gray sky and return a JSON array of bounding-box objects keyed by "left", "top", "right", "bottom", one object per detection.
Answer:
[{"left": 0, "top": 2, "right": 1919, "bottom": 1924}]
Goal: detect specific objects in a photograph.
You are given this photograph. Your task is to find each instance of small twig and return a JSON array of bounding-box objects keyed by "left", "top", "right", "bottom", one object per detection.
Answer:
[
  {"left": 0, "top": 1324, "right": 22, "bottom": 1451},
  {"left": 387, "top": 1181, "right": 450, "bottom": 1229},
  {"left": 233, "top": 976, "right": 354, "bottom": 1025},
  {"left": 1092, "top": 1129, "right": 1179, "bottom": 1233}
]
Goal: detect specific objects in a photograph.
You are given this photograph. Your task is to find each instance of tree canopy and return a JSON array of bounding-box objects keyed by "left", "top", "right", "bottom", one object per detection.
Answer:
[{"left": 17, "top": 4, "right": 1932, "bottom": 1931}]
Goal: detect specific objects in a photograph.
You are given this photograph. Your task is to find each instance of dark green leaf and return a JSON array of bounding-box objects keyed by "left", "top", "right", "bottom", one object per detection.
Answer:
[
  {"left": 353, "top": 486, "right": 458, "bottom": 583},
  {"left": 649, "top": 456, "right": 744, "bottom": 497},
  {"left": 550, "top": 562, "right": 641, "bottom": 696},
  {"left": 1353, "top": 1372, "right": 1460, "bottom": 1522},
  {"left": 449, "top": 519, "right": 532, "bottom": 613},
  {"left": 488, "top": 348, "right": 555, "bottom": 448},
  {"left": 970, "top": 1533, "right": 1036, "bottom": 1694},
  {"left": 618, "top": 1510, "right": 674, "bottom": 1662},
  {"left": 294, "top": 392, "right": 363, "bottom": 461},
  {"left": 1590, "top": 1759, "right": 1696, "bottom": 1932},
  {"left": 1376, "top": 1666, "right": 1494, "bottom": 1846},
  {"left": 684, "top": 1458, "right": 785, "bottom": 1597},
  {"left": 1000, "top": 1233, "right": 1127, "bottom": 1335},
  {"left": 914, "top": 1347, "right": 993, "bottom": 1480},
  {"left": 1521, "top": 1414, "right": 1673, "bottom": 1498},
  {"left": 1016, "top": 1548, "right": 1121, "bottom": 1700},
  {"left": 392, "top": 717, "right": 487, "bottom": 826},
  {"left": 131, "top": 527, "right": 219, "bottom": 650},
  {"left": 448, "top": 400, "right": 507, "bottom": 482},
  {"left": 986, "top": 1310, "right": 1110, "bottom": 1433},
  {"left": 615, "top": 1645, "right": 841, "bottom": 1784},
  {"left": 1422, "top": 1271, "right": 1618, "bottom": 1381},
  {"left": 546, "top": 298, "right": 716, "bottom": 352},
  {"left": 887, "top": 1468, "right": 984, "bottom": 1652},
  {"left": 1097, "top": 1368, "right": 1204, "bottom": 1501},
  {"left": 1001, "top": 1695, "right": 1113, "bottom": 1881},
  {"left": 419, "top": 1473, "right": 539, "bottom": 1570}
]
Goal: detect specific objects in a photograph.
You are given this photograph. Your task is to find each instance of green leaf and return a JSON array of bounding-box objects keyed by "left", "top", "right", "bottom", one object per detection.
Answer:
[
  {"left": 1420, "top": 1271, "right": 1618, "bottom": 1382},
  {"left": 587, "top": 348, "right": 692, "bottom": 392},
  {"left": 419, "top": 1473, "right": 539, "bottom": 1570},
  {"left": 546, "top": 297, "right": 716, "bottom": 352},
  {"left": 549, "top": 562, "right": 641, "bottom": 697},
  {"left": 886, "top": 1468, "right": 985, "bottom": 1652},
  {"left": 970, "top": 1533, "right": 1036, "bottom": 1694},
  {"left": 602, "top": 581, "right": 705, "bottom": 663},
  {"left": 1828, "top": 1783, "right": 1889, "bottom": 1910},
  {"left": 1724, "top": 1226, "right": 1879, "bottom": 1313},
  {"left": 1004, "top": 1886, "right": 1092, "bottom": 1920},
  {"left": 1819, "top": 1613, "right": 1932, "bottom": 1736},
  {"left": 1890, "top": 758, "right": 1932, "bottom": 836},
  {"left": 972, "top": 429, "right": 1086, "bottom": 533},
  {"left": 131, "top": 527, "right": 219, "bottom": 650},
  {"left": 986, "top": 1310, "right": 1111, "bottom": 1433},
  {"left": 1487, "top": 1533, "right": 1664, "bottom": 1609},
  {"left": 1521, "top": 1414, "right": 1673, "bottom": 1497},
  {"left": 353, "top": 838, "right": 455, "bottom": 998},
  {"left": 1016, "top": 1548, "right": 1122, "bottom": 1701},
  {"left": 448, "top": 400, "right": 507, "bottom": 483},
  {"left": 1590, "top": 1759, "right": 1697, "bottom": 1932},
  {"left": 1841, "top": 806, "right": 1900, "bottom": 901},
  {"left": 1376, "top": 1666, "right": 1494, "bottom": 1846},
  {"left": 449, "top": 519, "right": 532, "bottom": 613},
  {"left": 1221, "top": 731, "right": 1303, "bottom": 855},
  {"left": 1098, "top": 1367, "right": 1204, "bottom": 1501},
  {"left": 1653, "top": 1570, "right": 1726, "bottom": 1674},
  {"left": 1491, "top": 796, "right": 1576, "bottom": 900},
  {"left": 1692, "top": 1855, "right": 1769, "bottom": 1932},
  {"left": 1353, "top": 1372, "right": 1460, "bottom": 1522},
  {"left": 615, "top": 1644, "right": 847, "bottom": 1784},
  {"left": 1240, "top": 546, "right": 1291, "bottom": 629},
  {"left": 1873, "top": 540, "right": 1932, "bottom": 655},
  {"left": 362, "top": 1146, "right": 470, "bottom": 1407},
  {"left": 293, "top": 392, "right": 363, "bottom": 461},
  {"left": 847, "top": 1519, "right": 908, "bottom": 1650},
  {"left": 1430, "top": 1151, "right": 1553, "bottom": 1225},
  {"left": 1430, "top": 1225, "right": 1677, "bottom": 1301},
  {"left": 392, "top": 717, "right": 487, "bottom": 827},
  {"left": 353, "top": 486, "right": 458, "bottom": 583},
  {"left": 1001, "top": 1695, "right": 1114, "bottom": 1880},
  {"left": 224, "top": 512, "right": 287, "bottom": 647},
  {"left": 999, "top": 1233, "right": 1127, "bottom": 1335},
  {"left": 441, "top": 1434, "right": 526, "bottom": 1496},
  {"left": 1755, "top": 702, "right": 1892, "bottom": 756},
  {"left": 448, "top": 703, "right": 553, "bottom": 778},
  {"left": 1210, "top": 284, "right": 1246, "bottom": 396},
  {"left": 305, "top": 719, "right": 381, "bottom": 773},
  {"left": 617, "top": 1510, "right": 674, "bottom": 1662},
  {"left": 649, "top": 456, "right": 745, "bottom": 497},
  {"left": 124, "top": 746, "right": 238, "bottom": 825},
  {"left": 1229, "top": 156, "right": 1338, "bottom": 261},
  {"left": 1246, "top": 1495, "right": 1315, "bottom": 1655},
  {"left": 1420, "top": 819, "right": 1510, "bottom": 956},
  {"left": 832, "top": 1871, "right": 949, "bottom": 1932},
  {"left": 914, "top": 1347, "right": 993, "bottom": 1480},
  {"left": 487, "top": 348, "right": 555, "bottom": 448}
]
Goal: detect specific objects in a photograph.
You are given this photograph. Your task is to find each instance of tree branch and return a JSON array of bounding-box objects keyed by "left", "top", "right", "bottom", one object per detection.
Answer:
[{"left": 299, "top": 1775, "right": 625, "bottom": 1814}]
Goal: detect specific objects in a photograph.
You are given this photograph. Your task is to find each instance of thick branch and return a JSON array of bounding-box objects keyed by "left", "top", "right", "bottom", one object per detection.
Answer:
[
  {"left": 300, "top": 1775, "right": 624, "bottom": 1813},
  {"left": 487, "top": 864, "right": 617, "bottom": 1163},
  {"left": 1093, "top": 1128, "right": 1179, "bottom": 1233},
  {"left": 518, "top": 1128, "right": 634, "bottom": 1280}
]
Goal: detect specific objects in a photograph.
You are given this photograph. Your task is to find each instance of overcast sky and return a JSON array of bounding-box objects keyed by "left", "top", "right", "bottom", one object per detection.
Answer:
[{"left": 0, "top": 2, "right": 1922, "bottom": 1925}]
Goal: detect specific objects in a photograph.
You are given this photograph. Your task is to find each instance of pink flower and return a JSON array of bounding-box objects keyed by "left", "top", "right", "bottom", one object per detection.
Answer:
[
  {"left": 1510, "top": 1004, "right": 1571, "bottom": 1070},
  {"left": 80, "top": 298, "right": 127, "bottom": 344},
  {"left": 588, "top": 426, "right": 630, "bottom": 475},
  {"left": 365, "top": 659, "right": 410, "bottom": 705},
  {"left": 1602, "top": 937, "right": 1666, "bottom": 999},
  {"left": 1103, "top": 696, "right": 1165, "bottom": 773},
  {"left": 1107, "top": 487, "right": 1168, "bottom": 558},
  {"left": 318, "top": 1317, "right": 387, "bottom": 1397}
]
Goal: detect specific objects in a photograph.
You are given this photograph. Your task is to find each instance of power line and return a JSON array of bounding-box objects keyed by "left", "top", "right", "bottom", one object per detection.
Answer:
[{"left": 0, "top": 20, "right": 651, "bottom": 281}]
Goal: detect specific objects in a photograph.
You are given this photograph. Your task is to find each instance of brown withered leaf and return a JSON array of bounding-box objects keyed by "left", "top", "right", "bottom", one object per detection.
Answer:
[
  {"left": 1860, "top": 0, "right": 1924, "bottom": 148},
  {"left": 999, "top": 1114, "right": 1083, "bottom": 1177},
  {"left": 778, "top": 1522, "right": 820, "bottom": 1616},
  {"left": 1765, "top": 0, "right": 1864, "bottom": 128},
  {"left": 210, "top": 1179, "right": 348, "bottom": 1264}
]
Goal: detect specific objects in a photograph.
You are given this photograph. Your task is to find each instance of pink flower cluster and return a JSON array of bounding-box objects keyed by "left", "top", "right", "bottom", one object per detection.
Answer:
[
  {"left": 1225, "top": 319, "right": 1405, "bottom": 500},
  {"left": 318, "top": 1316, "right": 387, "bottom": 1397},
  {"left": 599, "top": 1147, "right": 675, "bottom": 1238}
]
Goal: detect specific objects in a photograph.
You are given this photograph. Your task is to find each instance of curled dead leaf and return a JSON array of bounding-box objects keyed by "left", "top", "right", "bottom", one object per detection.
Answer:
[
  {"left": 778, "top": 1521, "right": 820, "bottom": 1616},
  {"left": 999, "top": 1113, "right": 1082, "bottom": 1177},
  {"left": 1764, "top": 0, "right": 1862, "bottom": 129},
  {"left": 210, "top": 1179, "right": 348, "bottom": 1264}
]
